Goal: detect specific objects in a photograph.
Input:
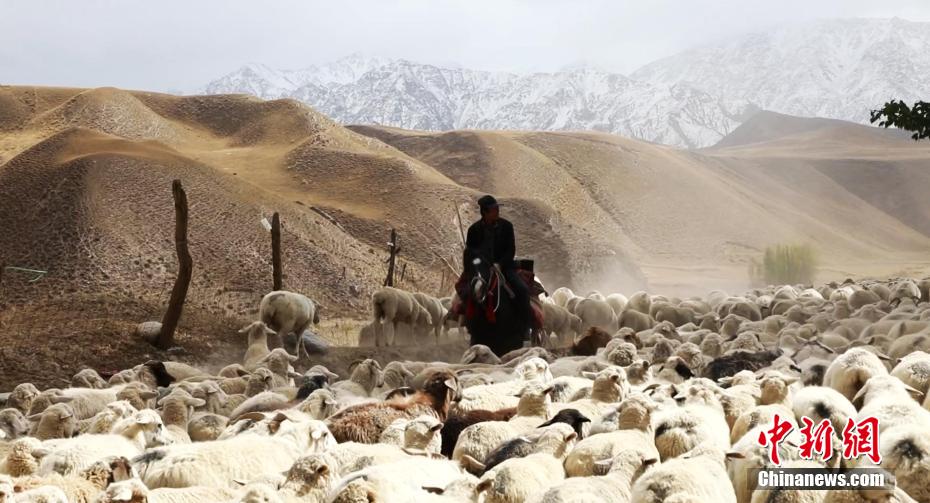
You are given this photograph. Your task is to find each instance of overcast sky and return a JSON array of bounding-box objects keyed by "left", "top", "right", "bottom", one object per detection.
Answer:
[{"left": 2, "top": 0, "right": 930, "bottom": 92}]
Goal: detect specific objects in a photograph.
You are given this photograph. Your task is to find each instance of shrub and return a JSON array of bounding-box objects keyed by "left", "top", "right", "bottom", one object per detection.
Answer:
[{"left": 749, "top": 244, "right": 818, "bottom": 286}]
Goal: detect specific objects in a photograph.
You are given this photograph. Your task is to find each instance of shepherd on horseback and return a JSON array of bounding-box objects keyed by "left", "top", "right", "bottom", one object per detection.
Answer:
[{"left": 453, "top": 195, "right": 543, "bottom": 355}]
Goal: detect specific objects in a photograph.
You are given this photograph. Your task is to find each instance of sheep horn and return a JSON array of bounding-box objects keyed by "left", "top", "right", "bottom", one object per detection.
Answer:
[
  {"left": 814, "top": 341, "right": 836, "bottom": 353},
  {"left": 459, "top": 454, "right": 486, "bottom": 475}
]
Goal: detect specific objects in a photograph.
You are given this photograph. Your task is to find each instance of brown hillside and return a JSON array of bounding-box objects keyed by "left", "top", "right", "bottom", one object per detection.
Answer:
[{"left": 1, "top": 86, "right": 929, "bottom": 388}]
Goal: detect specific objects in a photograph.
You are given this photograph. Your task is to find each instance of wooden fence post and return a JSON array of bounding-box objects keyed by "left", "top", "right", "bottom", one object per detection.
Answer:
[
  {"left": 158, "top": 180, "right": 192, "bottom": 349},
  {"left": 384, "top": 229, "right": 399, "bottom": 287},
  {"left": 271, "top": 212, "right": 282, "bottom": 291}
]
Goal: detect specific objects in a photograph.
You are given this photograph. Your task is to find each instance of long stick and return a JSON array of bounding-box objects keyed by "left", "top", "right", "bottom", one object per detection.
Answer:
[
  {"left": 454, "top": 203, "right": 466, "bottom": 249},
  {"left": 158, "top": 180, "right": 193, "bottom": 349},
  {"left": 271, "top": 212, "right": 283, "bottom": 291}
]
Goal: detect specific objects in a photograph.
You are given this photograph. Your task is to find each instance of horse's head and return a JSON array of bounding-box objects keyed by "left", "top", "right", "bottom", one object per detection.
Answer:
[{"left": 470, "top": 258, "right": 493, "bottom": 303}]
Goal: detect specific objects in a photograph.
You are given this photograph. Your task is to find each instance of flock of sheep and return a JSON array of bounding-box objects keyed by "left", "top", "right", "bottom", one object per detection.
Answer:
[{"left": 2, "top": 277, "right": 930, "bottom": 502}]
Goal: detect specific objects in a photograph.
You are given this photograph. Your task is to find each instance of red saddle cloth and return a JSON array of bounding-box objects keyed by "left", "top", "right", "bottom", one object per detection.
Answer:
[{"left": 450, "top": 270, "right": 544, "bottom": 329}]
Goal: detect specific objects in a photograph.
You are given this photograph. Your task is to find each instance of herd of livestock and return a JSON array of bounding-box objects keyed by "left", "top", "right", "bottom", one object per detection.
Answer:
[{"left": 1, "top": 276, "right": 930, "bottom": 502}]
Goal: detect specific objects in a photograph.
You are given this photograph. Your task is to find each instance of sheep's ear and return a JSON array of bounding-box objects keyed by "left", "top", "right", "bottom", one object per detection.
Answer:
[
  {"left": 234, "top": 412, "right": 267, "bottom": 423},
  {"left": 643, "top": 457, "right": 659, "bottom": 468},
  {"left": 725, "top": 451, "right": 746, "bottom": 460},
  {"left": 459, "top": 454, "right": 486, "bottom": 475},
  {"left": 718, "top": 376, "right": 733, "bottom": 385},
  {"left": 875, "top": 352, "right": 892, "bottom": 362},
  {"left": 288, "top": 371, "right": 303, "bottom": 379},
  {"left": 186, "top": 398, "right": 206, "bottom": 407},
  {"left": 903, "top": 384, "right": 924, "bottom": 400},
  {"left": 429, "top": 423, "right": 443, "bottom": 432},
  {"left": 592, "top": 458, "right": 613, "bottom": 475},
  {"left": 27, "top": 413, "right": 42, "bottom": 421},
  {"left": 135, "top": 414, "right": 155, "bottom": 425},
  {"left": 139, "top": 390, "right": 158, "bottom": 400},
  {"left": 31, "top": 446, "right": 51, "bottom": 459},
  {"left": 582, "top": 371, "right": 597, "bottom": 380},
  {"left": 443, "top": 378, "right": 457, "bottom": 392},
  {"left": 564, "top": 431, "right": 578, "bottom": 442},
  {"left": 852, "top": 389, "right": 867, "bottom": 410},
  {"left": 51, "top": 395, "right": 74, "bottom": 404},
  {"left": 232, "top": 479, "right": 247, "bottom": 486},
  {"left": 264, "top": 327, "right": 277, "bottom": 337},
  {"left": 422, "top": 487, "right": 444, "bottom": 495},
  {"left": 287, "top": 353, "right": 299, "bottom": 362},
  {"left": 237, "top": 325, "right": 251, "bottom": 334}
]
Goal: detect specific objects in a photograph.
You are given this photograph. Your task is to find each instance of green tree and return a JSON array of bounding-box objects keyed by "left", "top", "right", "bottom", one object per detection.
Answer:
[
  {"left": 870, "top": 100, "right": 930, "bottom": 141},
  {"left": 748, "top": 244, "right": 818, "bottom": 286}
]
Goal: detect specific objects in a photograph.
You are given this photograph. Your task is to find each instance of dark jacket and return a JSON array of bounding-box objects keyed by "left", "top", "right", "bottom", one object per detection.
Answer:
[{"left": 463, "top": 218, "right": 516, "bottom": 274}]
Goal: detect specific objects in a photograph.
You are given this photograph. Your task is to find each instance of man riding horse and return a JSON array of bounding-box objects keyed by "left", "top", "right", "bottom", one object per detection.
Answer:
[{"left": 455, "top": 195, "right": 543, "bottom": 353}]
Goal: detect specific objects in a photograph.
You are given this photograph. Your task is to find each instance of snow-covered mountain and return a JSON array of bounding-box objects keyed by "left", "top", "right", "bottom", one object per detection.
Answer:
[
  {"left": 199, "top": 18, "right": 929, "bottom": 148},
  {"left": 633, "top": 18, "right": 930, "bottom": 127}
]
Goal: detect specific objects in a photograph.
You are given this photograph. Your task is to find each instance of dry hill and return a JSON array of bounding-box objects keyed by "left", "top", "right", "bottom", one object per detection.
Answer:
[{"left": 1, "top": 86, "right": 929, "bottom": 387}]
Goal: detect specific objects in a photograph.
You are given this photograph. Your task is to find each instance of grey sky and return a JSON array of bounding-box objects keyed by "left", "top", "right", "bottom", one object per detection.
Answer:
[{"left": 2, "top": 0, "right": 930, "bottom": 92}]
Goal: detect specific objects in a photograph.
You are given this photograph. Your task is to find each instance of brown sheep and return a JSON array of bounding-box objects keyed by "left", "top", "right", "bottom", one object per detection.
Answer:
[
  {"left": 572, "top": 327, "right": 611, "bottom": 356},
  {"left": 326, "top": 369, "right": 459, "bottom": 443}
]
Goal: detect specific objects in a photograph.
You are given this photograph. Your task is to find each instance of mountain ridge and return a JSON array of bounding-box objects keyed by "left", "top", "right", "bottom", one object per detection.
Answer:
[{"left": 198, "top": 18, "right": 928, "bottom": 148}]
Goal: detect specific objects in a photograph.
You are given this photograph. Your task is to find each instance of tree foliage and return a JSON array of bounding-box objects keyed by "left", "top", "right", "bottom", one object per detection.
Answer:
[
  {"left": 870, "top": 100, "right": 930, "bottom": 141},
  {"left": 749, "top": 244, "right": 818, "bottom": 286}
]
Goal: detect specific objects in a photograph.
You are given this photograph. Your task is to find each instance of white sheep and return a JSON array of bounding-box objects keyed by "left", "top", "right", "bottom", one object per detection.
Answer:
[
  {"left": 371, "top": 287, "right": 431, "bottom": 347},
  {"left": 157, "top": 391, "right": 205, "bottom": 444},
  {"left": 236, "top": 321, "right": 275, "bottom": 370},
  {"left": 537, "top": 449, "right": 658, "bottom": 503},
  {"left": 890, "top": 351, "right": 930, "bottom": 398},
  {"left": 452, "top": 382, "right": 555, "bottom": 463},
  {"left": 824, "top": 347, "right": 890, "bottom": 401},
  {"left": 9, "top": 485, "right": 69, "bottom": 502},
  {"left": 412, "top": 292, "right": 446, "bottom": 343},
  {"left": 326, "top": 457, "right": 471, "bottom": 502},
  {"left": 1, "top": 438, "right": 45, "bottom": 477},
  {"left": 330, "top": 359, "right": 384, "bottom": 405},
  {"left": 97, "top": 477, "right": 237, "bottom": 502},
  {"left": 550, "top": 367, "right": 629, "bottom": 421},
  {"left": 791, "top": 385, "right": 856, "bottom": 434},
  {"left": 574, "top": 298, "right": 617, "bottom": 333},
  {"left": 550, "top": 287, "right": 575, "bottom": 308},
  {"left": 137, "top": 418, "right": 335, "bottom": 489},
  {"left": 453, "top": 358, "right": 552, "bottom": 413},
  {"left": 541, "top": 303, "right": 582, "bottom": 348},
  {"left": 853, "top": 375, "right": 930, "bottom": 435},
  {"left": 631, "top": 443, "right": 738, "bottom": 503},
  {"left": 876, "top": 424, "right": 930, "bottom": 502},
  {"left": 653, "top": 394, "right": 730, "bottom": 461},
  {"left": 29, "top": 403, "right": 77, "bottom": 440},
  {"left": 81, "top": 400, "right": 138, "bottom": 435},
  {"left": 476, "top": 452, "right": 565, "bottom": 503},
  {"left": 38, "top": 409, "right": 171, "bottom": 476},
  {"left": 377, "top": 414, "right": 443, "bottom": 454},
  {"left": 563, "top": 423, "right": 659, "bottom": 477},
  {"left": 259, "top": 290, "right": 320, "bottom": 355}
]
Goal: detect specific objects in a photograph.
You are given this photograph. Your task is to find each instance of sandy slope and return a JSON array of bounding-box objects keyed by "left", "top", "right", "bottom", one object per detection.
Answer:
[{"left": 1, "top": 86, "right": 928, "bottom": 387}]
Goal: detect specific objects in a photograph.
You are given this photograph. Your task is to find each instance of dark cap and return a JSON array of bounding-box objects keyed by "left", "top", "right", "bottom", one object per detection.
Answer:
[{"left": 477, "top": 195, "right": 499, "bottom": 210}]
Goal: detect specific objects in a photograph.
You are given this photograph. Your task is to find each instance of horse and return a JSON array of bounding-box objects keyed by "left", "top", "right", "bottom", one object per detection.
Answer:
[{"left": 461, "top": 257, "right": 531, "bottom": 356}]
